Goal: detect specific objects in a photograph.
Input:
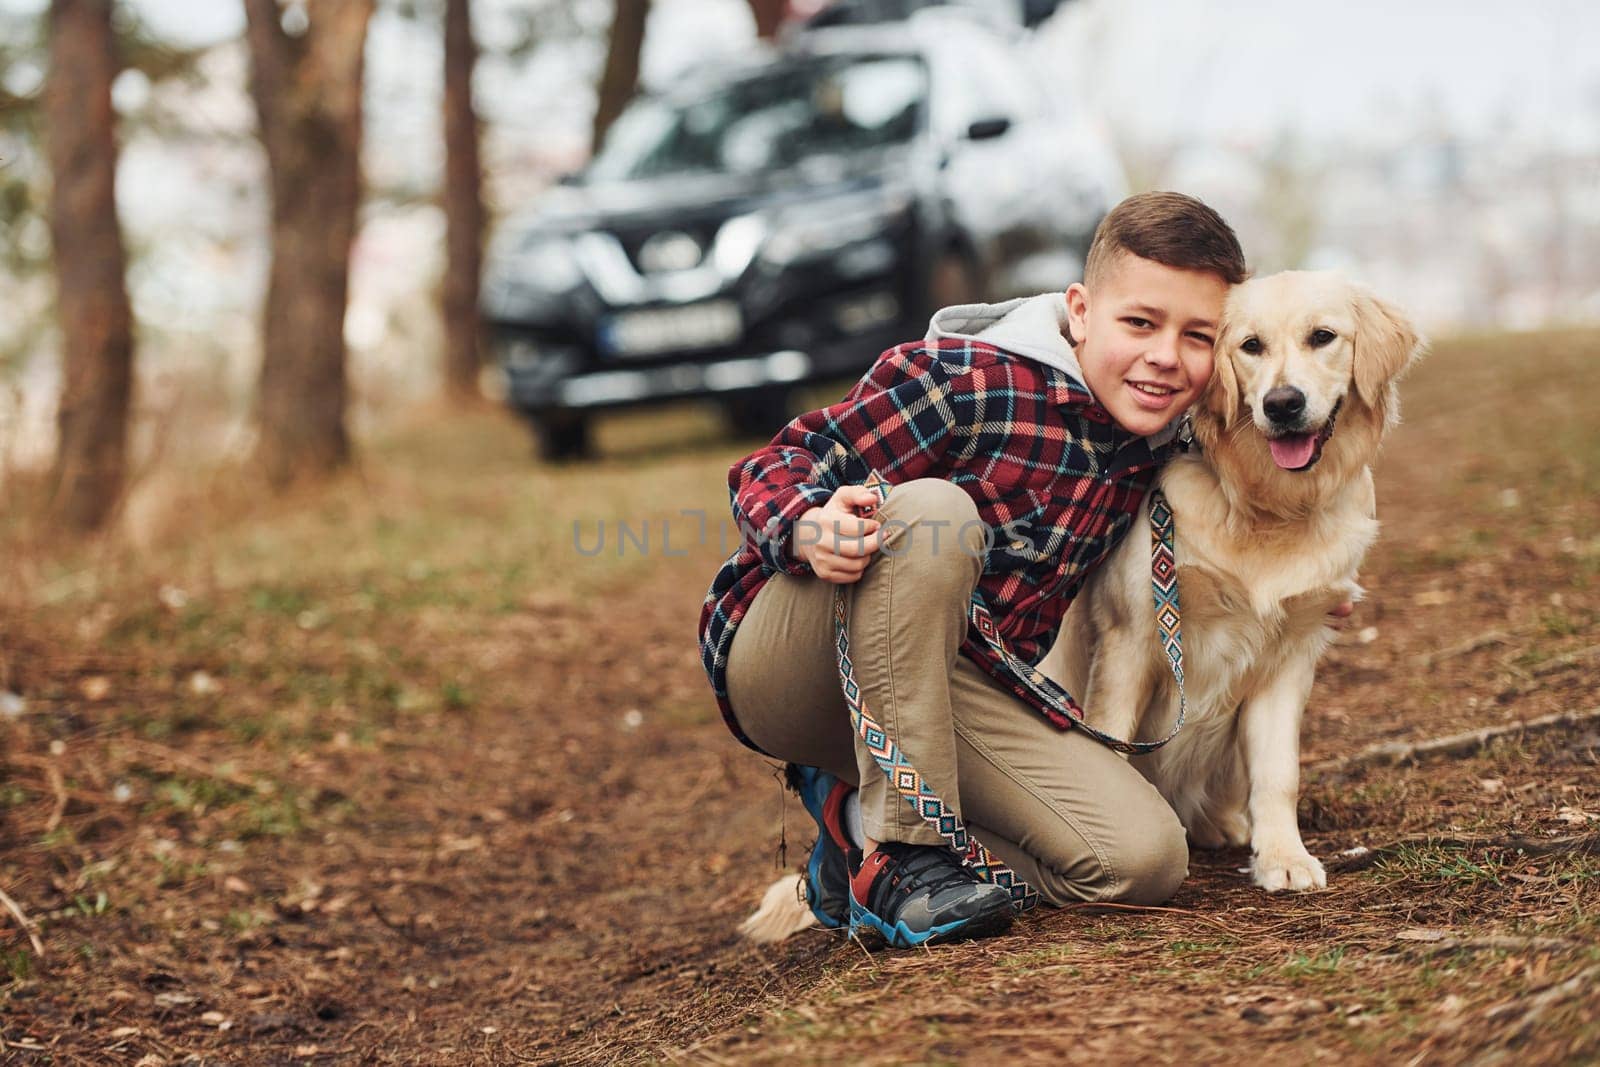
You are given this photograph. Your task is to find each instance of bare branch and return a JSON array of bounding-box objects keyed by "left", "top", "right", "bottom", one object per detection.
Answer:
[
  {"left": 1307, "top": 706, "right": 1600, "bottom": 777},
  {"left": 0, "top": 885, "right": 44, "bottom": 957}
]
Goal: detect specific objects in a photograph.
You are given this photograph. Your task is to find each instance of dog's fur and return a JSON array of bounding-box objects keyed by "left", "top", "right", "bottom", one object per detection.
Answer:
[
  {"left": 741, "top": 272, "right": 1423, "bottom": 939},
  {"left": 1037, "top": 271, "right": 1424, "bottom": 891}
]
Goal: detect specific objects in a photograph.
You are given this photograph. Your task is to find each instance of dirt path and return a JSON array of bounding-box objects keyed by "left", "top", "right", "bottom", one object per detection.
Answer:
[{"left": 1, "top": 330, "right": 1597, "bottom": 1064}]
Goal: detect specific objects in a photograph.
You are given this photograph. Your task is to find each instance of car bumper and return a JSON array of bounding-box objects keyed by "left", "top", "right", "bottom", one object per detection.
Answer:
[{"left": 494, "top": 316, "right": 914, "bottom": 414}]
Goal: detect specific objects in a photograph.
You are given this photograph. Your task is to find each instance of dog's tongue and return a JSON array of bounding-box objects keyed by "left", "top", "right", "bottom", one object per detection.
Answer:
[{"left": 1268, "top": 433, "right": 1317, "bottom": 470}]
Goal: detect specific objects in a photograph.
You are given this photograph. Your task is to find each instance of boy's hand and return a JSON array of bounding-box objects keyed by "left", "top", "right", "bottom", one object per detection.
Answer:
[{"left": 791, "top": 485, "right": 883, "bottom": 583}]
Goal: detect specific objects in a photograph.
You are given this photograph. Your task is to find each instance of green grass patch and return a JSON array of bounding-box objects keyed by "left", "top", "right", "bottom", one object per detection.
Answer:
[
  {"left": 0, "top": 949, "right": 32, "bottom": 983},
  {"left": 1250, "top": 946, "right": 1348, "bottom": 980},
  {"left": 1372, "top": 842, "right": 1506, "bottom": 887}
]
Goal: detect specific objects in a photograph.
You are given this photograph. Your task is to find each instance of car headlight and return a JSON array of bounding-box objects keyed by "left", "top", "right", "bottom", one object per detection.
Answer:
[
  {"left": 712, "top": 213, "right": 768, "bottom": 279},
  {"left": 759, "top": 190, "right": 911, "bottom": 268}
]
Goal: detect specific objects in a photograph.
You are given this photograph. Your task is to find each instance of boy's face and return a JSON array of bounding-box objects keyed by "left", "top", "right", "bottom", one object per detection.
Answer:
[{"left": 1065, "top": 253, "right": 1229, "bottom": 438}]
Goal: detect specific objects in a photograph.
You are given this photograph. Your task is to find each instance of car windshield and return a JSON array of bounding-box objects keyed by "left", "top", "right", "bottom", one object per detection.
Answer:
[{"left": 587, "top": 53, "right": 927, "bottom": 181}]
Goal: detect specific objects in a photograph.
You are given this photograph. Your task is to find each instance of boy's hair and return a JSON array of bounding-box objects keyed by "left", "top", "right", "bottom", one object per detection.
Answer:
[{"left": 1083, "top": 191, "right": 1248, "bottom": 288}]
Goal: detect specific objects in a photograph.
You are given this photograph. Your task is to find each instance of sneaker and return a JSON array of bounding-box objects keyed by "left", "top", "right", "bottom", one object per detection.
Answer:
[
  {"left": 848, "top": 841, "right": 1015, "bottom": 948},
  {"left": 785, "top": 763, "right": 852, "bottom": 929}
]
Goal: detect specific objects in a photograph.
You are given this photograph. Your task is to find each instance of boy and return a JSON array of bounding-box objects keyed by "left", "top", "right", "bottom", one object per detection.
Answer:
[{"left": 698, "top": 192, "right": 1246, "bottom": 947}]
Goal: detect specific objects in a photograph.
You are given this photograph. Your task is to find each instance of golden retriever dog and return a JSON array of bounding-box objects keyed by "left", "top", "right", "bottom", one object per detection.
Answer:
[{"left": 1037, "top": 270, "right": 1424, "bottom": 891}]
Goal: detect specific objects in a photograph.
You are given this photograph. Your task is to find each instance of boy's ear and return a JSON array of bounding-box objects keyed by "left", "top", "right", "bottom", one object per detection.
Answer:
[
  {"left": 1063, "top": 282, "right": 1088, "bottom": 348},
  {"left": 1351, "top": 286, "right": 1425, "bottom": 409}
]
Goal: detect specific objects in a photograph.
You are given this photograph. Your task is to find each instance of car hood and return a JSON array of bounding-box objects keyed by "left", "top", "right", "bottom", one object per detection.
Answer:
[{"left": 521, "top": 150, "right": 914, "bottom": 234}]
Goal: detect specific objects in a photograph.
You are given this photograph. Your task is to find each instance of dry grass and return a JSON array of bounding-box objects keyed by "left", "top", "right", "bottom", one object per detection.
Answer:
[{"left": 0, "top": 331, "right": 1595, "bottom": 1064}]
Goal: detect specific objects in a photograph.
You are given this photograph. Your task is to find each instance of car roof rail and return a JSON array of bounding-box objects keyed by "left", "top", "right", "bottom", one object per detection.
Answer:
[{"left": 793, "top": 0, "right": 1066, "bottom": 34}]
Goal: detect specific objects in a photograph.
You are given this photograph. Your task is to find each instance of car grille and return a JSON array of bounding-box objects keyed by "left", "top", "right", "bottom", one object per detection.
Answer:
[{"left": 611, "top": 219, "right": 725, "bottom": 275}]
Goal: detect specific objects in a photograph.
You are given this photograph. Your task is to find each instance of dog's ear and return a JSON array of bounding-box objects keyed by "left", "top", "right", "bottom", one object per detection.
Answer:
[
  {"left": 1204, "top": 322, "right": 1241, "bottom": 424},
  {"left": 1352, "top": 288, "right": 1424, "bottom": 409}
]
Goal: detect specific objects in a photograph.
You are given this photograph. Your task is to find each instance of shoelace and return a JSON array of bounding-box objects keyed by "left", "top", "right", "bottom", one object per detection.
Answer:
[{"left": 870, "top": 842, "right": 981, "bottom": 907}]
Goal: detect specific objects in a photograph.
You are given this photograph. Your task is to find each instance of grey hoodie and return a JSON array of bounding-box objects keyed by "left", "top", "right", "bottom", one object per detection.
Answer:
[{"left": 925, "top": 292, "right": 1182, "bottom": 450}]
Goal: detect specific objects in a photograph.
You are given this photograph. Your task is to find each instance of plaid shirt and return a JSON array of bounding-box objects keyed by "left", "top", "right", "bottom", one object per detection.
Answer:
[{"left": 697, "top": 336, "right": 1176, "bottom": 754}]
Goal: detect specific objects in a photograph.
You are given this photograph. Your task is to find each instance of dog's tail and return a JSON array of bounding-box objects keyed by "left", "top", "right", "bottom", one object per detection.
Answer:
[{"left": 738, "top": 873, "right": 818, "bottom": 944}]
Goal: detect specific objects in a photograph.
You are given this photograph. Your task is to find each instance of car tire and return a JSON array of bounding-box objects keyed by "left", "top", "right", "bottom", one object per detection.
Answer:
[
  {"left": 723, "top": 387, "right": 792, "bottom": 439},
  {"left": 533, "top": 412, "right": 591, "bottom": 462},
  {"left": 926, "top": 247, "right": 985, "bottom": 315}
]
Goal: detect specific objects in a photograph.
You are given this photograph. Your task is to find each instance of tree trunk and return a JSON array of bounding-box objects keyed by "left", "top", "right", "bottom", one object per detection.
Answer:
[
  {"left": 592, "top": 0, "right": 649, "bottom": 152},
  {"left": 442, "top": 0, "right": 484, "bottom": 401},
  {"left": 43, "top": 0, "right": 133, "bottom": 532},
  {"left": 243, "top": 0, "right": 374, "bottom": 488},
  {"left": 746, "top": 0, "right": 786, "bottom": 39}
]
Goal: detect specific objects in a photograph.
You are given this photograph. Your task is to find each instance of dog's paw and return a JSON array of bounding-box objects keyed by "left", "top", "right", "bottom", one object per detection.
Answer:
[
  {"left": 1216, "top": 819, "right": 1254, "bottom": 851},
  {"left": 1188, "top": 809, "right": 1251, "bottom": 851},
  {"left": 1217, "top": 810, "right": 1251, "bottom": 849},
  {"left": 1251, "top": 846, "right": 1326, "bottom": 892},
  {"left": 739, "top": 873, "right": 817, "bottom": 943}
]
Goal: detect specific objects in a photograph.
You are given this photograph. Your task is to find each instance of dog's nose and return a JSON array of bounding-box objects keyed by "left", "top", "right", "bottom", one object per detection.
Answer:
[{"left": 1262, "top": 386, "right": 1307, "bottom": 425}]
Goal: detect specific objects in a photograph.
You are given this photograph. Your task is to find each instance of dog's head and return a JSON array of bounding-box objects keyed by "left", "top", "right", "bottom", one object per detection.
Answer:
[{"left": 1206, "top": 271, "right": 1425, "bottom": 473}]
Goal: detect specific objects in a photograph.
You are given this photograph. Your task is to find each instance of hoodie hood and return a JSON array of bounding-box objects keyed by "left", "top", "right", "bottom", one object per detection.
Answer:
[
  {"left": 925, "top": 292, "right": 1183, "bottom": 449},
  {"left": 926, "top": 292, "right": 1085, "bottom": 382}
]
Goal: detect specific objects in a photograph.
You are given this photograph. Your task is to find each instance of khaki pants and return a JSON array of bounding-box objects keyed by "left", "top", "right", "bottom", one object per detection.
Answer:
[{"left": 726, "top": 479, "right": 1188, "bottom": 906}]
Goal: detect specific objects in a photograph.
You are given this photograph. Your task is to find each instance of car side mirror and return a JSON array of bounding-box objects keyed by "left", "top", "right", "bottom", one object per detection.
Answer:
[{"left": 965, "top": 117, "right": 1012, "bottom": 141}]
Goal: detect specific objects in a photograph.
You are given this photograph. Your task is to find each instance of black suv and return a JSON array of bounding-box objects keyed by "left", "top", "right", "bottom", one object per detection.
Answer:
[{"left": 483, "top": 9, "right": 1124, "bottom": 458}]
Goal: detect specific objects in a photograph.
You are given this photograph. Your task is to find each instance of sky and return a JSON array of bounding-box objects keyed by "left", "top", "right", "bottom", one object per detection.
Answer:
[
  {"left": 2, "top": 0, "right": 1591, "bottom": 148},
  {"left": 1041, "top": 0, "right": 1600, "bottom": 150},
  {"left": 4, "top": 0, "right": 1598, "bottom": 148}
]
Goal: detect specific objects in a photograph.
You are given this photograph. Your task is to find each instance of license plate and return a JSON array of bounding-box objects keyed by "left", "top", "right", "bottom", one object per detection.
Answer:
[{"left": 599, "top": 301, "right": 742, "bottom": 358}]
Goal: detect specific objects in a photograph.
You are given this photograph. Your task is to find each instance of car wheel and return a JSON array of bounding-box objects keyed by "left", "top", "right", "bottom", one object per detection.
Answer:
[
  {"left": 723, "top": 388, "right": 792, "bottom": 438},
  {"left": 927, "top": 248, "right": 985, "bottom": 314},
  {"left": 533, "top": 413, "right": 590, "bottom": 461}
]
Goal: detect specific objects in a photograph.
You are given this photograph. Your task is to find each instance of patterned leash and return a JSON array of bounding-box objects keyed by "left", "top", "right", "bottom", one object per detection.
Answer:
[{"left": 831, "top": 471, "right": 1188, "bottom": 911}]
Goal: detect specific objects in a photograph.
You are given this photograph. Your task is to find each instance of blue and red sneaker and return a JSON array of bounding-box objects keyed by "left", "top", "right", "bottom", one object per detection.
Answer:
[
  {"left": 785, "top": 763, "right": 853, "bottom": 930},
  {"left": 848, "top": 841, "right": 1015, "bottom": 948}
]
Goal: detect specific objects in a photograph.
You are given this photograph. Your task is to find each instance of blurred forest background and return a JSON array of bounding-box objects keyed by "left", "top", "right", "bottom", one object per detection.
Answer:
[
  {"left": 1, "top": 3, "right": 1598, "bottom": 1061},
  {"left": 1, "top": 0, "right": 1598, "bottom": 529}
]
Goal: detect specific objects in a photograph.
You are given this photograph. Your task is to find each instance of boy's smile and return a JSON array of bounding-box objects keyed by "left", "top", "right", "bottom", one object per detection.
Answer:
[{"left": 1065, "top": 254, "right": 1230, "bottom": 438}]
